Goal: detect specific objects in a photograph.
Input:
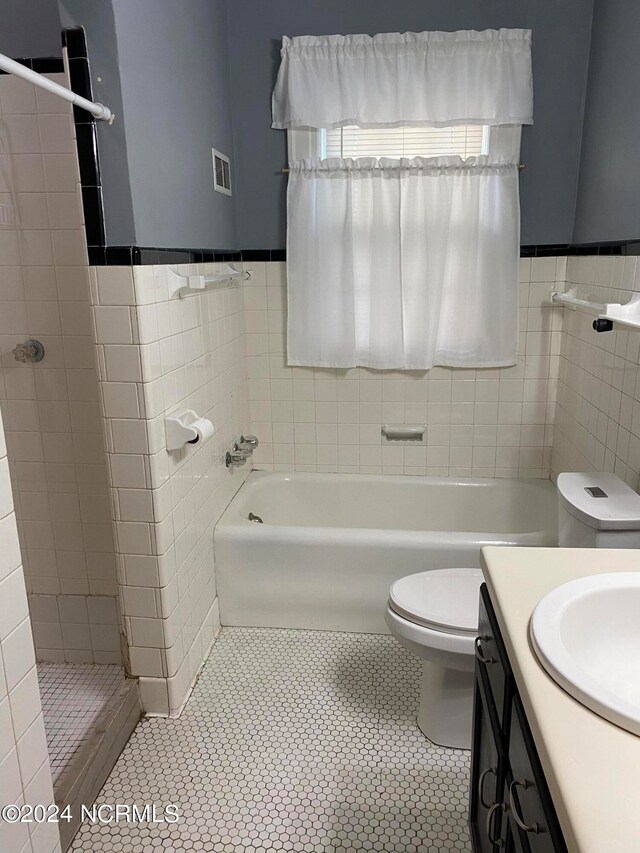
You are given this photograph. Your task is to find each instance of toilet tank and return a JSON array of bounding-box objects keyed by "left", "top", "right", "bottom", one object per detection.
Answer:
[{"left": 557, "top": 472, "right": 640, "bottom": 548}]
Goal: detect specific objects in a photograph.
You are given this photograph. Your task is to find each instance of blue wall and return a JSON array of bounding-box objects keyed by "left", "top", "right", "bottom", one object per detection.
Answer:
[
  {"left": 573, "top": 0, "right": 640, "bottom": 243},
  {"left": 59, "top": 0, "right": 135, "bottom": 246},
  {"left": 60, "top": 0, "right": 236, "bottom": 249},
  {"left": 4, "top": 1, "right": 639, "bottom": 253},
  {"left": 0, "top": 0, "right": 62, "bottom": 57},
  {"left": 31, "top": 0, "right": 634, "bottom": 250},
  {"left": 110, "top": 0, "right": 236, "bottom": 249},
  {"left": 227, "top": 0, "right": 594, "bottom": 249}
]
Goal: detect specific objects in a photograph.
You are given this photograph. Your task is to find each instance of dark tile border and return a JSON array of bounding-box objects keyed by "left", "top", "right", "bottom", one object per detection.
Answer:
[
  {"left": 87, "top": 246, "right": 284, "bottom": 266},
  {"left": 83, "top": 242, "right": 640, "bottom": 266},
  {"left": 521, "top": 241, "right": 640, "bottom": 257},
  {"left": 62, "top": 27, "right": 640, "bottom": 266},
  {"left": 0, "top": 57, "right": 64, "bottom": 74},
  {"left": 62, "top": 26, "right": 107, "bottom": 257}
]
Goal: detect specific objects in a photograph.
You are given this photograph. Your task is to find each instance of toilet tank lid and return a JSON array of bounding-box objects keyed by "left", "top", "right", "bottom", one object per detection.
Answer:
[{"left": 557, "top": 472, "right": 640, "bottom": 530}]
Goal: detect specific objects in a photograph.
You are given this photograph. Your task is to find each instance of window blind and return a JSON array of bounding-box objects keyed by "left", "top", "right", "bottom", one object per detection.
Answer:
[{"left": 323, "top": 125, "right": 486, "bottom": 159}]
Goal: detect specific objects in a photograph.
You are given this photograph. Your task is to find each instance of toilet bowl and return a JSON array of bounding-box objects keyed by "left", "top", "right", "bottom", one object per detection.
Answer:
[
  {"left": 386, "top": 472, "right": 640, "bottom": 750},
  {"left": 385, "top": 567, "right": 484, "bottom": 750}
]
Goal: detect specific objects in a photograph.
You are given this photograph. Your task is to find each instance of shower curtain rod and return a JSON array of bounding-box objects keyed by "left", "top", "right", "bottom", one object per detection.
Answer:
[{"left": 0, "top": 53, "right": 113, "bottom": 122}]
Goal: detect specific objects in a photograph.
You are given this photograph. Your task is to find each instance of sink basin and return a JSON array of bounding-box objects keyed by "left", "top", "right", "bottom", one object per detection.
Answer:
[{"left": 531, "top": 572, "right": 640, "bottom": 736}]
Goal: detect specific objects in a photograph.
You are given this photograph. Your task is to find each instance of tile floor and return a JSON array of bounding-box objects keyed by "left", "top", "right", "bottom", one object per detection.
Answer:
[
  {"left": 38, "top": 662, "right": 126, "bottom": 785},
  {"left": 70, "top": 629, "right": 471, "bottom": 852}
]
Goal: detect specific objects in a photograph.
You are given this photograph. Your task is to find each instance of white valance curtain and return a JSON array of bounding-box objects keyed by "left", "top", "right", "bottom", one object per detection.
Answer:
[
  {"left": 287, "top": 158, "right": 520, "bottom": 370},
  {"left": 274, "top": 29, "right": 532, "bottom": 370},
  {"left": 272, "top": 30, "right": 533, "bottom": 129}
]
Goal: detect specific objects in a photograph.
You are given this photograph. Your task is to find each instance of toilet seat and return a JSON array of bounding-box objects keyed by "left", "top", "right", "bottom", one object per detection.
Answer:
[{"left": 388, "top": 568, "right": 484, "bottom": 635}]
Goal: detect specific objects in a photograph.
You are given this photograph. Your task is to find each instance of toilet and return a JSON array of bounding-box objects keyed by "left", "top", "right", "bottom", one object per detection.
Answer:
[
  {"left": 386, "top": 472, "right": 640, "bottom": 751},
  {"left": 385, "top": 567, "right": 484, "bottom": 750},
  {"left": 556, "top": 472, "right": 640, "bottom": 547}
]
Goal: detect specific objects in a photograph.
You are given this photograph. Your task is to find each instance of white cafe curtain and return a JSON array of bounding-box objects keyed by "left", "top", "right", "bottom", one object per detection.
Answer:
[
  {"left": 286, "top": 157, "right": 520, "bottom": 370},
  {"left": 272, "top": 30, "right": 533, "bottom": 130},
  {"left": 274, "top": 28, "right": 530, "bottom": 369}
]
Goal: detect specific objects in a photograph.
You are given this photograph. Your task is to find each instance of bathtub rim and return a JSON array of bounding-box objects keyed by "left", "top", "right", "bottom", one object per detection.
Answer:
[{"left": 215, "top": 469, "right": 558, "bottom": 543}]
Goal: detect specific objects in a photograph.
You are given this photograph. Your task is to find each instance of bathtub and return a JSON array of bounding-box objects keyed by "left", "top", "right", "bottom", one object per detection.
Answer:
[{"left": 214, "top": 471, "right": 557, "bottom": 633}]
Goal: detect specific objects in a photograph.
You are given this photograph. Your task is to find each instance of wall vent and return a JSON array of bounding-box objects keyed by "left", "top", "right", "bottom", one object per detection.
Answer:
[{"left": 212, "top": 148, "right": 232, "bottom": 196}]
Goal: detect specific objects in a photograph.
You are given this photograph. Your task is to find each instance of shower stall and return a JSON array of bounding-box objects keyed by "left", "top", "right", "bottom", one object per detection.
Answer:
[{"left": 0, "top": 56, "right": 139, "bottom": 848}]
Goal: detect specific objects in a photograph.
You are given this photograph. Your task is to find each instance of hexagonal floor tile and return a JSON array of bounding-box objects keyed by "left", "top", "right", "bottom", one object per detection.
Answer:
[{"left": 70, "top": 628, "right": 471, "bottom": 852}]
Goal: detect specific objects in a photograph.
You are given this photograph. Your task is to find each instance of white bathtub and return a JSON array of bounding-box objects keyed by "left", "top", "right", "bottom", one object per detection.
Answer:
[{"left": 215, "top": 471, "right": 557, "bottom": 633}]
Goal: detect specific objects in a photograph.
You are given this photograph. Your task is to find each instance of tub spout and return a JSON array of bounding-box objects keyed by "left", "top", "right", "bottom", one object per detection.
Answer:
[{"left": 248, "top": 513, "right": 263, "bottom": 523}]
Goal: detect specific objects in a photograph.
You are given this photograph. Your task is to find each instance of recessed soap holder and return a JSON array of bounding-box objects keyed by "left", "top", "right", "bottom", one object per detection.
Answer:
[{"left": 381, "top": 424, "right": 426, "bottom": 444}]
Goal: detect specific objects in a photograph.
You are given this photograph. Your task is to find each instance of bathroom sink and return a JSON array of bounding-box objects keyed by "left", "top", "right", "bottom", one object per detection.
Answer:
[{"left": 530, "top": 572, "right": 640, "bottom": 736}]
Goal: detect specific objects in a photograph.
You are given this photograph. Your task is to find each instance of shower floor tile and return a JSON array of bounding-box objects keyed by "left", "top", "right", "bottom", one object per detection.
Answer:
[
  {"left": 70, "top": 629, "right": 471, "bottom": 852},
  {"left": 38, "top": 662, "right": 126, "bottom": 786}
]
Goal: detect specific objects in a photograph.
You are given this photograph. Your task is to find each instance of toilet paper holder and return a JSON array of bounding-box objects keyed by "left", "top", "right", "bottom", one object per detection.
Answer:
[{"left": 165, "top": 410, "right": 214, "bottom": 451}]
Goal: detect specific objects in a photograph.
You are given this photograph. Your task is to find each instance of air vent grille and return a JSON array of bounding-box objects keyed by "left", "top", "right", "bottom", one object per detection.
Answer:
[{"left": 212, "top": 148, "right": 232, "bottom": 195}]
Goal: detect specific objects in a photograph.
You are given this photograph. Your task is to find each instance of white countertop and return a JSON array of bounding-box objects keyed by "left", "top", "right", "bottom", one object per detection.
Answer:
[{"left": 481, "top": 546, "right": 640, "bottom": 853}]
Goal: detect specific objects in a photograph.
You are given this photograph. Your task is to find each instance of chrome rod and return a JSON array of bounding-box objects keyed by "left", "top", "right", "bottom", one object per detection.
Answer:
[
  {"left": 282, "top": 163, "right": 526, "bottom": 174},
  {"left": 0, "top": 53, "right": 112, "bottom": 122}
]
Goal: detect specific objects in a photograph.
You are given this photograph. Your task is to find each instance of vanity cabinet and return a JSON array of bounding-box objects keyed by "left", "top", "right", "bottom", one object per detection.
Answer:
[{"left": 469, "top": 585, "right": 567, "bottom": 853}]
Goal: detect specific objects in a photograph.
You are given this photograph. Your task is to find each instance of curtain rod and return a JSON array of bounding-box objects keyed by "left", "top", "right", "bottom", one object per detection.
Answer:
[
  {"left": 282, "top": 163, "right": 525, "bottom": 174},
  {"left": 0, "top": 53, "right": 113, "bottom": 122}
]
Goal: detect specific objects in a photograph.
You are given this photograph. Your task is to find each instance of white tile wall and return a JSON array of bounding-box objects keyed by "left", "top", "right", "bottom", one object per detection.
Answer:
[
  {"left": 245, "top": 259, "right": 563, "bottom": 479},
  {"left": 0, "top": 69, "right": 119, "bottom": 664},
  {"left": 552, "top": 255, "right": 640, "bottom": 486},
  {"left": 0, "top": 407, "right": 61, "bottom": 853},
  {"left": 90, "top": 264, "right": 250, "bottom": 714}
]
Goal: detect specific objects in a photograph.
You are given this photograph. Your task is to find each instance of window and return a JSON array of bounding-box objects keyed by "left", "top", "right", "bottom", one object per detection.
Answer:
[
  {"left": 288, "top": 125, "right": 520, "bottom": 163},
  {"left": 322, "top": 124, "right": 487, "bottom": 159},
  {"left": 277, "top": 29, "right": 531, "bottom": 370}
]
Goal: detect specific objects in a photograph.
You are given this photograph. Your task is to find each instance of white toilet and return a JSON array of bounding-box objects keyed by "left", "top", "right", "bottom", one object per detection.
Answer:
[
  {"left": 386, "top": 472, "right": 640, "bottom": 751},
  {"left": 556, "top": 472, "right": 640, "bottom": 547}
]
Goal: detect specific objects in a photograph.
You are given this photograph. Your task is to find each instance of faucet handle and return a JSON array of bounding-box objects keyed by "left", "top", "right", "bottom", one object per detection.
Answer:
[
  {"left": 227, "top": 435, "right": 258, "bottom": 467},
  {"left": 226, "top": 448, "right": 248, "bottom": 468}
]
